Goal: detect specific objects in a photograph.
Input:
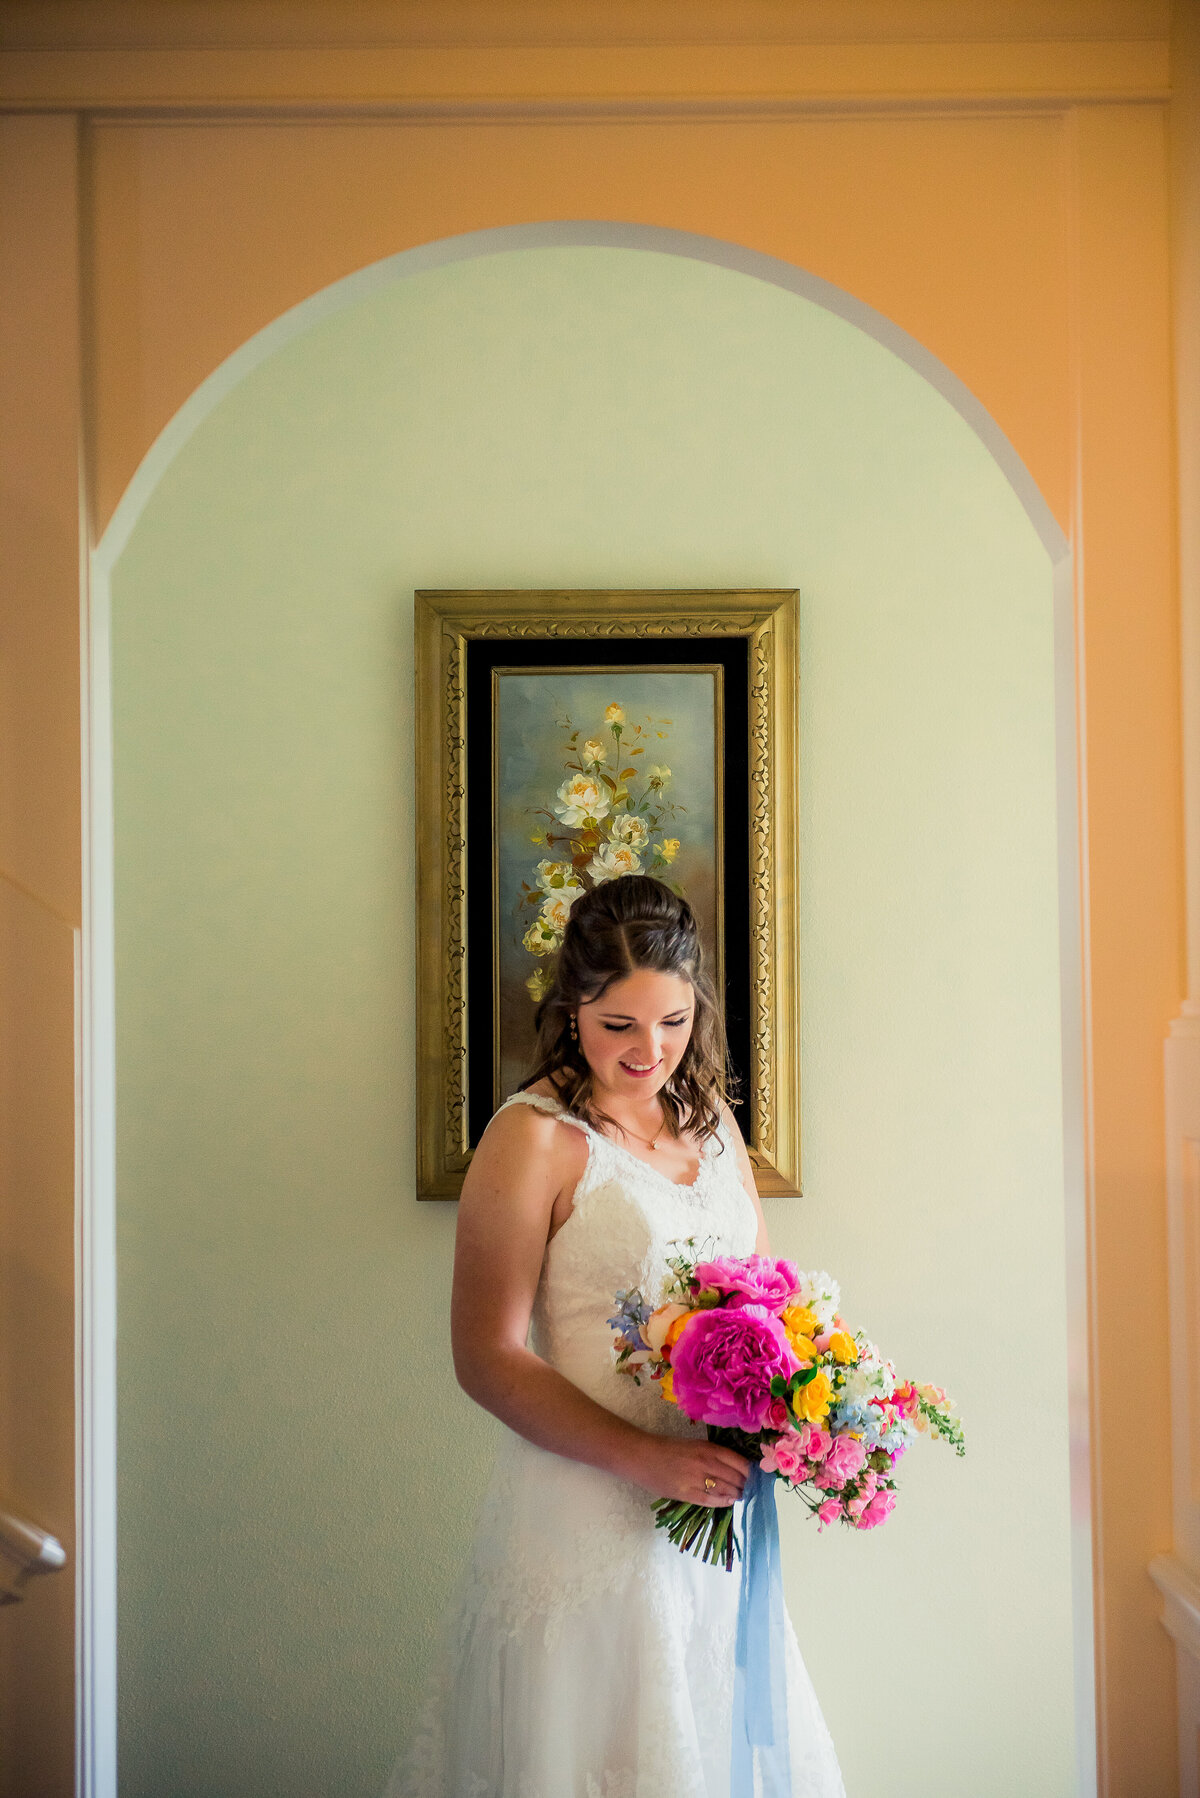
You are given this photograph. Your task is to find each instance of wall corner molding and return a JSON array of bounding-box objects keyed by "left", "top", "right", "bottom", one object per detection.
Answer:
[{"left": 1151, "top": 1554, "right": 1200, "bottom": 1663}]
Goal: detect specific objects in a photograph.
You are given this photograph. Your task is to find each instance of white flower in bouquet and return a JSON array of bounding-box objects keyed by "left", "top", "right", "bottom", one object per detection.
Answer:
[
  {"left": 839, "top": 1340, "right": 897, "bottom": 1404},
  {"left": 794, "top": 1270, "right": 841, "bottom": 1331},
  {"left": 581, "top": 738, "right": 607, "bottom": 765},
  {"left": 587, "top": 839, "right": 643, "bottom": 883}
]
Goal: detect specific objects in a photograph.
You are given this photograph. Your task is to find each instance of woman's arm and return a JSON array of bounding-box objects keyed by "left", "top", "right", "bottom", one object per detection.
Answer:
[
  {"left": 719, "top": 1102, "right": 772, "bottom": 1255},
  {"left": 451, "top": 1103, "right": 749, "bottom": 1506}
]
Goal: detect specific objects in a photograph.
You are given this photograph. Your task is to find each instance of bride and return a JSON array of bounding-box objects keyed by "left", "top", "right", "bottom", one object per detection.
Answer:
[{"left": 387, "top": 874, "right": 845, "bottom": 1797}]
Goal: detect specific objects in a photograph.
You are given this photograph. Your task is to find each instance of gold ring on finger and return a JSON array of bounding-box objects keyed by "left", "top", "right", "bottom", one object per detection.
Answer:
[{"left": 704, "top": 1475, "right": 716, "bottom": 1492}]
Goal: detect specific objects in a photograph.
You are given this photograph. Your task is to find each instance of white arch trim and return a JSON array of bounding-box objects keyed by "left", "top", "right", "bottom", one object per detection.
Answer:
[
  {"left": 96, "top": 220, "right": 1069, "bottom": 574},
  {"left": 79, "top": 220, "right": 1092, "bottom": 1798}
]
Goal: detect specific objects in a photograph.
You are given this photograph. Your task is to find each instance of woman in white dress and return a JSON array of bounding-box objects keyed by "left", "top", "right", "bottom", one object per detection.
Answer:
[{"left": 388, "top": 875, "right": 845, "bottom": 1798}]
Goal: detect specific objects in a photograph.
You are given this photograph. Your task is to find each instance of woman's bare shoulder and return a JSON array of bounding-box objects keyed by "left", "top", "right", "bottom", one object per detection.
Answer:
[
  {"left": 470, "top": 1083, "right": 580, "bottom": 1173},
  {"left": 715, "top": 1098, "right": 744, "bottom": 1143}
]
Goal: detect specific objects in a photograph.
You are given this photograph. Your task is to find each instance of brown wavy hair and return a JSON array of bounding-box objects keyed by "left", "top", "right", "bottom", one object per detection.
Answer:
[{"left": 519, "top": 874, "right": 738, "bottom": 1146}]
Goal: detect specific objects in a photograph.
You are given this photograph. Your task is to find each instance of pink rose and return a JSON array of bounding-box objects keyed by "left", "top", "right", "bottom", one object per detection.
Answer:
[
  {"left": 761, "top": 1430, "right": 810, "bottom": 1482},
  {"left": 669, "top": 1303, "right": 800, "bottom": 1432},
  {"left": 798, "top": 1423, "right": 832, "bottom": 1461},
  {"left": 816, "top": 1498, "right": 842, "bottom": 1530},
  {"left": 857, "top": 1489, "right": 896, "bottom": 1530},
  {"left": 813, "top": 1329, "right": 834, "bottom": 1353},
  {"left": 822, "top": 1434, "right": 867, "bottom": 1487},
  {"left": 844, "top": 1472, "right": 878, "bottom": 1520},
  {"left": 692, "top": 1254, "right": 800, "bottom": 1316},
  {"left": 766, "top": 1398, "right": 790, "bottom": 1431}
]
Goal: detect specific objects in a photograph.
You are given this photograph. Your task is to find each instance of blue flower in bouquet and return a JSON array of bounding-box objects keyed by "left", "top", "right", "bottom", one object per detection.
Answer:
[
  {"left": 835, "top": 1394, "right": 915, "bottom": 1457},
  {"left": 607, "top": 1289, "right": 650, "bottom": 1350},
  {"left": 835, "top": 1398, "right": 880, "bottom": 1446}
]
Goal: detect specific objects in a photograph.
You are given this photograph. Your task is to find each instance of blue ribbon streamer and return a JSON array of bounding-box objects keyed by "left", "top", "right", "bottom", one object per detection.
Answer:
[{"left": 730, "top": 1463, "right": 791, "bottom": 1798}]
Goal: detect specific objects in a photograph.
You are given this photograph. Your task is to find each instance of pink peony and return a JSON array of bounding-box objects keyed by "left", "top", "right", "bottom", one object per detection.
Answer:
[
  {"left": 857, "top": 1489, "right": 896, "bottom": 1530},
  {"left": 669, "top": 1303, "right": 800, "bottom": 1432},
  {"left": 822, "top": 1434, "right": 868, "bottom": 1487},
  {"left": 798, "top": 1423, "right": 832, "bottom": 1461},
  {"left": 760, "top": 1430, "right": 811, "bottom": 1482},
  {"left": 816, "top": 1498, "right": 842, "bottom": 1530},
  {"left": 692, "top": 1254, "right": 800, "bottom": 1316}
]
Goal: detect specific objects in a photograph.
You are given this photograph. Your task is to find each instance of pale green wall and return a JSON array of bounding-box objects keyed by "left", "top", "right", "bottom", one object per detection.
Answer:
[{"left": 113, "top": 245, "right": 1074, "bottom": 1797}]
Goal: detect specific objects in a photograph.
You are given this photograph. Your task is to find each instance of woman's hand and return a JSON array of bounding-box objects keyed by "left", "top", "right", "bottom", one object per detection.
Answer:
[{"left": 627, "top": 1433, "right": 751, "bottom": 1507}]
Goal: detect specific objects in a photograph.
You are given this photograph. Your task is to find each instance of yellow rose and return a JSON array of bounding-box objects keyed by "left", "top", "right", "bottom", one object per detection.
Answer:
[
  {"left": 781, "top": 1304, "right": 820, "bottom": 1338},
  {"left": 660, "top": 837, "right": 679, "bottom": 862},
  {"left": 786, "top": 1334, "right": 819, "bottom": 1364},
  {"left": 791, "top": 1370, "right": 833, "bottom": 1424},
  {"left": 659, "top": 1368, "right": 676, "bottom": 1404},
  {"left": 829, "top": 1330, "right": 858, "bottom": 1365},
  {"left": 605, "top": 703, "right": 625, "bottom": 725}
]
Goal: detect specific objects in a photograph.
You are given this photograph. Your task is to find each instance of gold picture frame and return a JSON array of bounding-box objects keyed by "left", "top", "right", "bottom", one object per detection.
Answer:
[{"left": 414, "top": 589, "right": 801, "bottom": 1199}]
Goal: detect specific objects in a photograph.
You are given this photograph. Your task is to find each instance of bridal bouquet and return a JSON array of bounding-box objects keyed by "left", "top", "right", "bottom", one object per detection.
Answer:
[{"left": 608, "top": 1243, "right": 964, "bottom": 1570}]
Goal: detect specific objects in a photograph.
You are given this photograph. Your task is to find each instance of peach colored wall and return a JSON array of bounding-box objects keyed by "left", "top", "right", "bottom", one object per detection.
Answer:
[
  {"left": 0, "top": 4, "right": 1184, "bottom": 1792},
  {"left": 0, "top": 113, "right": 82, "bottom": 1798},
  {"left": 87, "top": 112, "right": 1076, "bottom": 538}
]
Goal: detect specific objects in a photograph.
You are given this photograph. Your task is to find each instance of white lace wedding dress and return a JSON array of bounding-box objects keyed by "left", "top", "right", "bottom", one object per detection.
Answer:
[{"left": 386, "top": 1090, "right": 846, "bottom": 1798}]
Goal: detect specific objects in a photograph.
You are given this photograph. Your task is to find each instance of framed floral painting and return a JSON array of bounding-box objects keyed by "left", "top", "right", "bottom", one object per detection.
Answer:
[{"left": 414, "top": 590, "right": 801, "bottom": 1199}]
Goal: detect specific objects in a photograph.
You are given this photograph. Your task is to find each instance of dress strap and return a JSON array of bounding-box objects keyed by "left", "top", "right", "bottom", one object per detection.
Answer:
[{"left": 496, "top": 1089, "right": 592, "bottom": 1136}]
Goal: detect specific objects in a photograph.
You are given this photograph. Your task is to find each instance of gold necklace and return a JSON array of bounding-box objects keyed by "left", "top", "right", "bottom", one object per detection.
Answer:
[{"left": 617, "top": 1113, "right": 666, "bottom": 1152}]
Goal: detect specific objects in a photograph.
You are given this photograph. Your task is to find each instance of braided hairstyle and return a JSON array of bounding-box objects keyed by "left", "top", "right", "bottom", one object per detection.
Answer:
[{"left": 519, "top": 873, "right": 737, "bottom": 1145}]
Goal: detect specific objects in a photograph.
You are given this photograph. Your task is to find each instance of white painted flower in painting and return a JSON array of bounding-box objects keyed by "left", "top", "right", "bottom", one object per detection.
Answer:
[
  {"left": 525, "top": 966, "right": 553, "bottom": 1001},
  {"left": 587, "top": 840, "right": 643, "bottom": 884},
  {"left": 610, "top": 813, "right": 650, "bottom": 851},
  {"left": 539, "top": 889, "right": 581, "bottom": 936},
  {"left": 522, "top": 916, "right": 558, "bottom": 956},
  {"left": 535, "top": 859, "right": 584, "bottom": 896},
  {"left": 555, "top": 772, "right": 611, "bottom": 826},
  {"left": 515, "top": 698, "right": 689, "bottom": 998}
]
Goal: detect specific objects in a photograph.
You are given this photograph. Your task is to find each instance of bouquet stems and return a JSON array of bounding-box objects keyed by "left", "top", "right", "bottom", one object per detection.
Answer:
[
  {"left": 652, "top": 1496, "right": 739, "bottom": 1570},
  {"left": 651, "top": 1426, "right": 762, "bottom": 1571}
]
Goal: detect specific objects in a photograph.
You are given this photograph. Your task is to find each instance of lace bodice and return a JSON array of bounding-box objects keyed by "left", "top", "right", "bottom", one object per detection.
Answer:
[{"left": 497, "top": 1089, "right": 760, "bottom": 1437}]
